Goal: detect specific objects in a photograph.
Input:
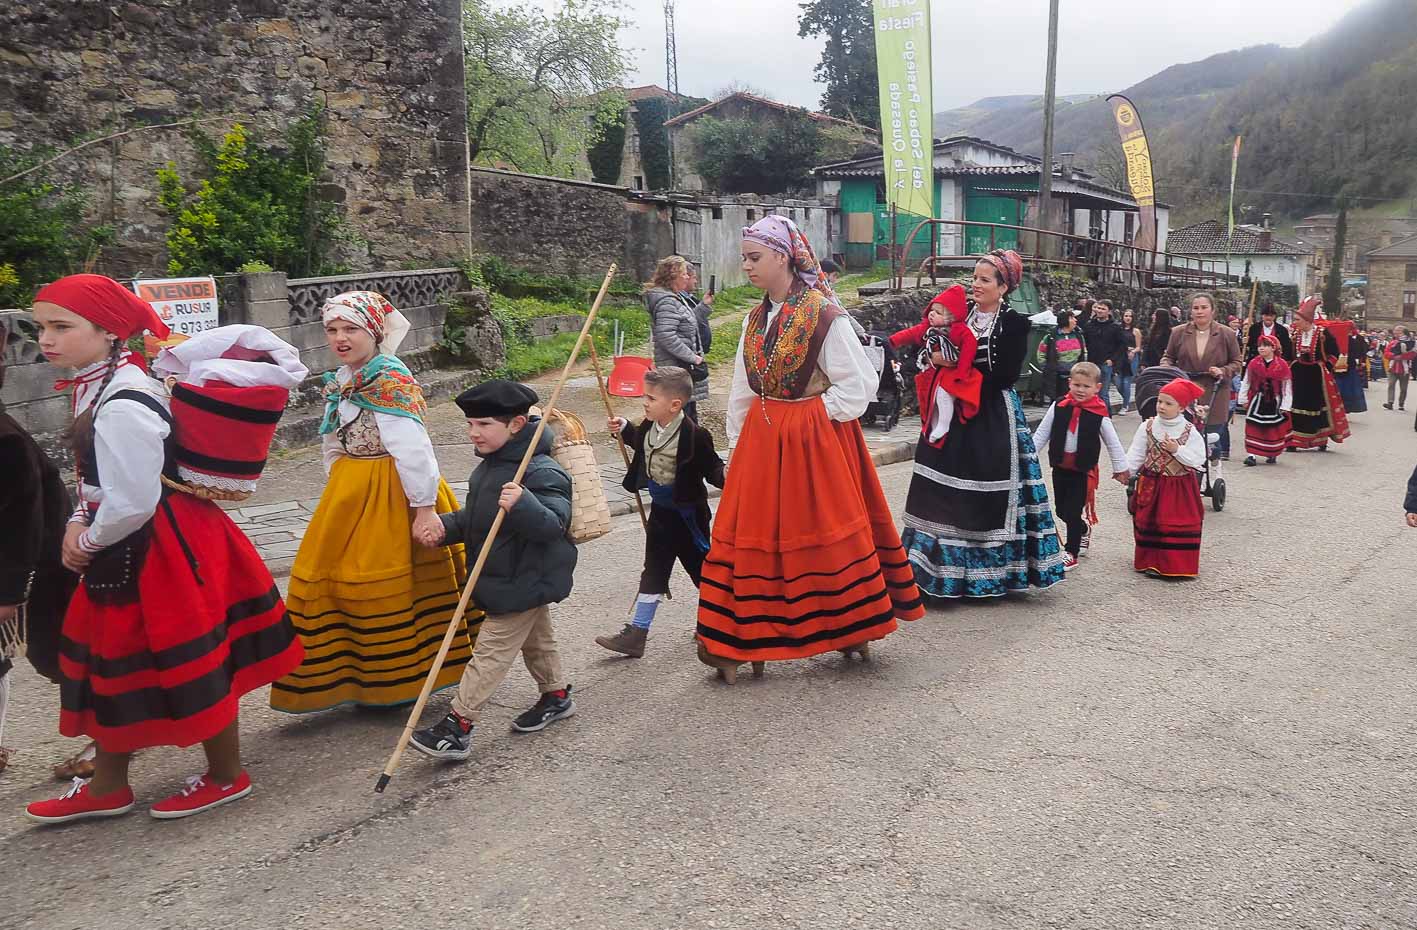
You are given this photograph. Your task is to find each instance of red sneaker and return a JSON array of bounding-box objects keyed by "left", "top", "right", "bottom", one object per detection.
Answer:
[
  {"left": 150, "top": 771, "right": 252, "bottom": 820},
  {"left": 1062, "top": 552, "right": 1079, "bottom": 571},
  {"left": 25, "top": 778, "right": 135, "bottom": 824}
]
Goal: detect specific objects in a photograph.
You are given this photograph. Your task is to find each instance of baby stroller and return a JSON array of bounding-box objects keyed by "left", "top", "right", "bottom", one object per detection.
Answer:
[
  {"left": 1132, "top": 366, "right": 1227, "bottom": 512},
  {"left": 859, "top": 331, "right": 904, "bottom": 431}
]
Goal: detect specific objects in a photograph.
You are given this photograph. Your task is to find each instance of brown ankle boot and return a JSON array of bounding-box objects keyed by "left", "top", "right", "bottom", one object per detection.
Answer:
[{"left": 595, "top": 624, "right": 647, "bottom": 658}]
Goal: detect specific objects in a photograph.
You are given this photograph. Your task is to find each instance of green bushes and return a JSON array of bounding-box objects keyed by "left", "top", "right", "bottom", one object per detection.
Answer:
[
  {"left": 0, "top": 145, "right": 112, "bottom": 308},
  {"left": 490, "top": 294, "right": 650, "bottom": 381}
]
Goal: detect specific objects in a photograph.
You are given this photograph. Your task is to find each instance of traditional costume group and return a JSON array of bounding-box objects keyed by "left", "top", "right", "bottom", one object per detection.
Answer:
[
  {"left": 695, "top": 215, "right": 923, "bottom": 678},
  {"left": 898, "top": 249, "right": 1066, "bottom": 599},
  {"left": 270, "top": 292, "right": 477, "bottom": 714}
]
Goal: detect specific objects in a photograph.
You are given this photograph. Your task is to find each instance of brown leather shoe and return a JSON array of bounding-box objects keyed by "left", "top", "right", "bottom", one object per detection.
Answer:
[{"left": 595, "top": 624, "right": 647, "bottom": 658}]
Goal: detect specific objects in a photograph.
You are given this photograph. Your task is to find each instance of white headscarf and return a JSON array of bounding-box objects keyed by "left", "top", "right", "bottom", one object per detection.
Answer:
[{"left": 320, "top": 290, "right": 411, "bottom": 356}]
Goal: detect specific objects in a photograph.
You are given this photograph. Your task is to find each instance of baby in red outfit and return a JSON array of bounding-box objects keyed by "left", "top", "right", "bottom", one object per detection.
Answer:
[{"left": 889, "top": 284, "right": 984, "bottom": 445}]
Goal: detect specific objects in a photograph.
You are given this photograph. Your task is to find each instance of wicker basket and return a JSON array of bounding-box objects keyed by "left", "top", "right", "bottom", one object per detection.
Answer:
[{"left": 544, "top": 408, "right": 612, "bottom": 544}]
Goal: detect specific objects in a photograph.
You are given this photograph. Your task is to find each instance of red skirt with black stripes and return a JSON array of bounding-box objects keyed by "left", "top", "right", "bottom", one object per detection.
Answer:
[
  {"left": 58, "top": 494, "right": 302, "bottom": 752},
  {"left": 696, "top": 397, "right": 924, "bottom": 662},
  {"left": 1131, "top": 471, "right": 1204, "bottom": 578}
]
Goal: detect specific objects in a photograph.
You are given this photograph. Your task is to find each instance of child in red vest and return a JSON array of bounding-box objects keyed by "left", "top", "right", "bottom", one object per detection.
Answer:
[
  {"left": 1030, "top": 362, "right": 1129, "bottom": 571},
  {"left": 890, "top": 284, "right": 983, "bottom": 445}
]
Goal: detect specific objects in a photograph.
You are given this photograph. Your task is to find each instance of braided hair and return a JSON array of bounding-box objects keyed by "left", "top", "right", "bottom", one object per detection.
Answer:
[{"left": 63, "top": 335, "right": 123, "bottom": 460}]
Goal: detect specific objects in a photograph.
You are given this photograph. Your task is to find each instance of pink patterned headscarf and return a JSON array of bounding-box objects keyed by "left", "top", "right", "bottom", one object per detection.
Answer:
[
  {"left": 742, "top": 214, "right": 837, "bottom": 304},
  {"left": 321, "top": 290, "right": 411, "bottom": 355},
  {"left": 978, "top": 248, "right": 1024, "bottom": 293}
]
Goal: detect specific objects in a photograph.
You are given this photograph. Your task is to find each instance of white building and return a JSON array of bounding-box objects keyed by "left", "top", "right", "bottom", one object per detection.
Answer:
[{"left": 1166, "top": 220, "right": 1311, "bottom": 290}]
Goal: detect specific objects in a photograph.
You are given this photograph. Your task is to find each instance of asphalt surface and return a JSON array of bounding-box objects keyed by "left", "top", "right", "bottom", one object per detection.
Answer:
[{"left": 2, "top": 389, "right": 1414, "bottom": 930}]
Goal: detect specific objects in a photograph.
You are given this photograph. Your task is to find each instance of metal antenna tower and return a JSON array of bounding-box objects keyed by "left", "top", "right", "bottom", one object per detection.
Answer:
[{"left": 664, "top": 0, "right": 679, "bottom": 97}]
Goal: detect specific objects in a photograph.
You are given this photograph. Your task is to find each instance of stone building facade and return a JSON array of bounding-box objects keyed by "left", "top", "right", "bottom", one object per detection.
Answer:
[
  {"left": 1364, "top": 235, "right": 1417, "bottom": 331},
  {"left": 0, "top": 0, "right": 471, "bottom": 275}
]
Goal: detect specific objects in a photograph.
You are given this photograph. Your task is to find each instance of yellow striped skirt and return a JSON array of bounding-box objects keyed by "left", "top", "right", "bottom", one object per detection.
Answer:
[{"left": 270, "top": 455, "right": 480, "bottom": 713}]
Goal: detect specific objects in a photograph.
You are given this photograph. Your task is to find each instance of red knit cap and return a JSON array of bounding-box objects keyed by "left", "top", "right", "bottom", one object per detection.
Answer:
[
  {"left": 925, "top": 284, "right": 967, "bottom": 322},
  {"left": 1159, "top": 378, "right": 1205, "bottom": 408},
  {"left": 34, "top": 274, "right": 171, "bottom": 340}
]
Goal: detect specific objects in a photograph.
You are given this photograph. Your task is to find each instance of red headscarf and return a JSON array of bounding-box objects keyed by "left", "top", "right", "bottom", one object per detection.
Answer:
[
  {"left": 979, "top": 249, "right": 1024, "bottom": 292},
  {"left": 1159, "top": 378, "right": 1205, "bottom": 408},
  {"left": 34, "top": 274, "right": 170, "bottom": 340}
]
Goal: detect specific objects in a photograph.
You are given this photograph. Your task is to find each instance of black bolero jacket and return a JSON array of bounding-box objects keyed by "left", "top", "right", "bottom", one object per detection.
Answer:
[{"left": 975, "top": 305, "right": 1033, "bottom": 391}]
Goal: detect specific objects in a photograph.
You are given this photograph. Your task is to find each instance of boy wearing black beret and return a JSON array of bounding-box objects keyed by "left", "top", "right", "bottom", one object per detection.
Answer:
[{"left": 410, "top": 379, "right": 578, "bottom": 762}]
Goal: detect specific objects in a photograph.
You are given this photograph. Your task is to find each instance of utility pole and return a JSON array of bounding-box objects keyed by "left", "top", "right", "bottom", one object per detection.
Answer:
[
  {"left": 664, "top": 0, "right": 679, "bottom": 189},
  {"left": 1037, "top": 0, "right": 1060, "bottom": 255}
]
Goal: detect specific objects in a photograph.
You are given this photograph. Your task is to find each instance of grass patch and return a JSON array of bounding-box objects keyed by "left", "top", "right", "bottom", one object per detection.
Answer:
[{"left": 493, "top": 296, "right": 651, "bottom": 381}]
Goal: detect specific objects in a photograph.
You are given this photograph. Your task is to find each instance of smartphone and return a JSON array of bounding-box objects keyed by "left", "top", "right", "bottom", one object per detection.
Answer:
[{"left": 708, "top": 274, "right": 717, "bottom": 297}]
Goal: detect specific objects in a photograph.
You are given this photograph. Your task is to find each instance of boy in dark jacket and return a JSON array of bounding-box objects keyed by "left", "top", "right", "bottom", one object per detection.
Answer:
[
  {"left": 411, "top": 380, "right": 578, "bottom": 762},
  {"left": 596, "top": 367, "right": 724, "bottom": 657}
]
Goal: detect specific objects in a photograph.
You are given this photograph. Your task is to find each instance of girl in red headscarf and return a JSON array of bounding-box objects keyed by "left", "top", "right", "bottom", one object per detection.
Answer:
[
  {"left": 1124, "top": 377, "right": 1209, "bottom": 578},
  {"left": 1237, "top": 333, "right": 1293, "bottom": 466},
  {"left": 23, "top": 275, "right": 303, "bottom": 825}
]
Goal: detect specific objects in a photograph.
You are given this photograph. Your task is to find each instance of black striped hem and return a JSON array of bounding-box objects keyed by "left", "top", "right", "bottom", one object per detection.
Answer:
[
  {"left": 699, "top": 587, "right": 892, "bottom": 628},
  {"left": 697, "top": 608, "right": 895, "bottom": 652},
  {"left": 60, "top": 586, "right": 282, "bottom": 679},
  {"left": 282, "top": 628, "right": 474, "bottom": 680},
  {"left": 60, "top": 618, "right": 296, "bottom": 727},
  {"left": 699, "top": 566, "right": 884, "bottom": 605},
  {"left": 291, "top": 600, "right": 471, "bottom": 638},
  {"left": 702, "top": 550, "right": 878, "bottom": 585},
  {"left": 173, "top": 382, "right": 284, "bottom": 423},
  {"left": 271, "top": 661, "right": 468, "bottom": 697}
]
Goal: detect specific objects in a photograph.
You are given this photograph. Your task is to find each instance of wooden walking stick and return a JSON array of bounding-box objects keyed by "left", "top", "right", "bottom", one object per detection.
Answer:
[{"left": 375, "top": 264, "right": 618, "bottom": 793}]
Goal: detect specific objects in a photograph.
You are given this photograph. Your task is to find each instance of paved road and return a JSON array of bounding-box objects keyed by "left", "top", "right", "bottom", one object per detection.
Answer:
[{"left": 3, "top": 391, "right": 1414, "bottom": 930}]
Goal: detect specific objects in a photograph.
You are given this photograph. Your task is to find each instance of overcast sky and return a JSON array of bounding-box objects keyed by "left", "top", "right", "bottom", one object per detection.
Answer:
[{"left": 617, "top": 0, "right": 1368, "bottom": 111}]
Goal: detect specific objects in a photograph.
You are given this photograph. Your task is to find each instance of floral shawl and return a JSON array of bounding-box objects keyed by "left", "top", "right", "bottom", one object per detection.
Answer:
[{"left": 319, "top": 354, "right": 426, "bottom": 435}]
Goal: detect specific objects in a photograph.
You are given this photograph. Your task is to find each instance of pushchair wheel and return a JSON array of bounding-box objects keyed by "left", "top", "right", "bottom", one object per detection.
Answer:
[{"left": 1211, "top": 479, "right": 1226, "bottom": 512}]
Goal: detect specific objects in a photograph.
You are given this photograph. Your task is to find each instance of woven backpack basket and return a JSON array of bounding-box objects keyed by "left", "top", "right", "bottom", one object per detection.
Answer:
[{"left": 544, "top": 408, "right": 612, "bottom": 544}]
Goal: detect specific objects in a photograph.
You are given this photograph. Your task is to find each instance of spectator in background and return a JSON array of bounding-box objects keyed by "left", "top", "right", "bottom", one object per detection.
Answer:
[
  {"left": 819, "top": 259, "right": 843, "bottom": 287},
  {"left": 1081, "top": 300, "right": 1126, "bottom": 413},
  {"left": 1142, "top": 309, "right": 1174, "bottom": 369},
  {"left": 645, "top": 255, "right": 709, "bottom": 421},
  {"left": 1384, "top": 325, "right": 1416, "bottom": 412},
  {"left": 679, "top": 264, "right": 714, "bottom": 372},
  {"left": 1038, "top": 307, "right": 1088, "bottom": 400},
  {"left": 1117, "top": 308, "right": 1142, "bottom": 412}
]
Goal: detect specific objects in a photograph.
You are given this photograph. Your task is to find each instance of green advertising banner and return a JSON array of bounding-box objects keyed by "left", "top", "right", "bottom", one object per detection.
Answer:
[{"left": 873, "top": 0, "right": 934, "bottom": 220}]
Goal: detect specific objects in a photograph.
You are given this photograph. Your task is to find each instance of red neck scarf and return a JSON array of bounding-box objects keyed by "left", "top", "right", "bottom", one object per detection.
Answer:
[{"left": 1058, "top": 392, "right": 1110, "bottom": 434}]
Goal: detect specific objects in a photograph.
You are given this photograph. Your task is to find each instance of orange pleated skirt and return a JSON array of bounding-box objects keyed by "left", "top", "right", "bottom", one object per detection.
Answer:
[{"left": 696, "top": 397, "right": 924, "bottom": 662}]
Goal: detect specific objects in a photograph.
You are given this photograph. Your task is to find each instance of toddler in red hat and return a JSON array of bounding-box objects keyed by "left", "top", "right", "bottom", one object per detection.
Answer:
[
  {"left": 890, "top": 284, "right": 984, "bottom": 445},
  {"left": 1123, "top": 377, "right": 1209, "bottom": 579}
]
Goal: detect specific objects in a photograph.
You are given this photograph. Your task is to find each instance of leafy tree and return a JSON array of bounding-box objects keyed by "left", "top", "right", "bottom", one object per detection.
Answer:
[
  {"left": 631, "top": 97, "right": 673, "bottom": 190},
  {"left": 463, "top": 0, "right": 630, "bottom": 177},
  {"left": 1323, "top": 200, "right": 1349, "bottom": 316},
  {"left": 587, "top": 103, "right": 627, "bottom": 184},
  {"left": 155, "top": 113, "right": 344, "bottom": 277},
  {"left": 797, "top": 0, "right": 880, "bottom": 128},
  {"left": 0, "top": 145, "right": 112, "bottom": 307},
  {"left": 690, "top": 113, "right": 825, "bottom": 195}
]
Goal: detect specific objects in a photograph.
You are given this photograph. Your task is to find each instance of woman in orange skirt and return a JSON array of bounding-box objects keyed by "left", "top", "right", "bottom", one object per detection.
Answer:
[{"left": 696, "top": 216, "right": 923, "bottom": 681}]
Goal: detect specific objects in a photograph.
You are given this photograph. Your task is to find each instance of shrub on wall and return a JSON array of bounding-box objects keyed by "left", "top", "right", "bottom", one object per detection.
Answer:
[
  {"left": 155, "top": 111, "right": 349, "bottom": 277},
  {"left": 631, "top": 97, "right": 672, "bottom": 190},
  {"left": 0, "top": 145, "right": 112, "bottom": 307}
]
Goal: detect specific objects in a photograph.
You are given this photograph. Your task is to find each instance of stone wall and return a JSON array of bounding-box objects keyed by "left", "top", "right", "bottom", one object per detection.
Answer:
[
  {"left": 468, "top": 167, "right": 668, "bottom": 281},
  {"left": 0, "top": 1, "right": 471, "bottom": 275}
]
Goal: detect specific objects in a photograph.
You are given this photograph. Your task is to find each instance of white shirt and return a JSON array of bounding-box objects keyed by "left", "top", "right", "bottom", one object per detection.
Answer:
[
  {"left": 1031, "top": 404, "right": 1128, "bottom": 470},
  {"left": 726, "top": 302, "right": 877, "bottom": 447},
  {"left": 1124, "top": 415, "right": 1209, "bottom": 473},
  {"left": 69, "top": 362, "right": 171, "bottom": 552},
  {"left": 321, "top": 365, "right": 442, "bottom": 507}
]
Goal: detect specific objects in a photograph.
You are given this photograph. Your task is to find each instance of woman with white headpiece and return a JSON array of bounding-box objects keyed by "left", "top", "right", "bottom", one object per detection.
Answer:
[{"left": 271, "top": 292, "right": 480, "bottom": 714}]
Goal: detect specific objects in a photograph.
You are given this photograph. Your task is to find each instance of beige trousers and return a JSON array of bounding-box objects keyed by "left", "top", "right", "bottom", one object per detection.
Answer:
[{"left": 450, "top": 605, "right": 565, "bottom": 722}]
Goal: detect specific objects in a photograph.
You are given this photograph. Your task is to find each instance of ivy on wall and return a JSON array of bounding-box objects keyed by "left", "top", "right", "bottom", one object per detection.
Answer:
[
  {"left": 630, "top": 97, "right": 671, "bottom": 190},
  {"left": 587, "top": 104, "right": 627, "bottom": 185}
]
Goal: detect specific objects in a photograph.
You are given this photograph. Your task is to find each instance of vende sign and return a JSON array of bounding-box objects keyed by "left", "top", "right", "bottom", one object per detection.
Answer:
[{"left": 133, "top": 276, "right": 220, "bottom": 336}]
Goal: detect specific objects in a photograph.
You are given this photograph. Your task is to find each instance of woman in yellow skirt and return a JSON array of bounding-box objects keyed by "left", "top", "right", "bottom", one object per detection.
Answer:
[{"left": 271, "top": 292, "right": 479, "bottom": 713}]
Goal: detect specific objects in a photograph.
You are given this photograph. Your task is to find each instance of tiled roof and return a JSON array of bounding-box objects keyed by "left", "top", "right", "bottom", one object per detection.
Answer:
[
  {"left": 662, "top": 92, "right": 877, "bottom": 136},
  {"left": 1367, "top": 234, "right": 1417, "bottom": 258},
  {"left": 1167, "top": 220, "right": 1309, "bottom": 255}
]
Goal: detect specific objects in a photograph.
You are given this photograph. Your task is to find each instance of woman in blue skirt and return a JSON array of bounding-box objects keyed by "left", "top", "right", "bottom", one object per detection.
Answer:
[{"left": 899, "top": 250, "right": 1067, "bottom": 599}]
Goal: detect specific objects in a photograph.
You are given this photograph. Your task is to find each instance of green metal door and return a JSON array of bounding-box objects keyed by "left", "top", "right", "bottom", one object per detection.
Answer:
[{"left": 965, "top": 195, "right": 1021, "bottom": 254}]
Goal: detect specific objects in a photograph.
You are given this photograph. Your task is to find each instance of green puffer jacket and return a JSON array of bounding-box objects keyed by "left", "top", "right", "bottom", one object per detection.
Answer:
[{"left": 439, "top": 418, "right": 577, "bottom": 615}]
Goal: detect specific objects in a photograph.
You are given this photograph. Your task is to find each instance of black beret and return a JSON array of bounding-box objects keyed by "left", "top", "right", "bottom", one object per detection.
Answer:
[{"left": 455, "top": 379, "right": 539, "bottom": 418}]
